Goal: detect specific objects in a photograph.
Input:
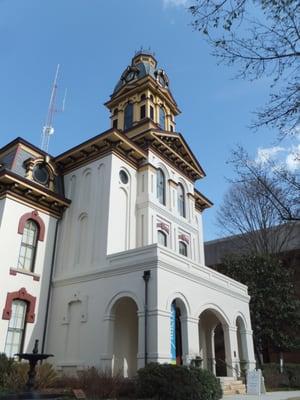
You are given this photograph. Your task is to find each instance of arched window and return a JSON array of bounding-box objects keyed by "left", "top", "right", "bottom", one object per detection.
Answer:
[
  {"left": 4, "top": 300, "right": 27, "bottom": 357},
  {"left": 179, "top": 241, "right": 187, "bottom": 257},
  {"left": 17, "top": 220, "right": 39, "bottom": 272},
  {"left": 140, "top": 94, "right": 146, "bottom": 101},
  {"left": 159, "top": 107, "right": 165, "bottom": 129},
  {"left": 124, "top": 103, "right": 133, "bottom": 130},
  {"left": 157, "top": 169, "right": 166, "bottom": 205},
  {"left": 157, "top": 230, "right": 167, "bottom": 247},
  {"left": 177, "top": 183, "right": 186, "bottom": 218}
]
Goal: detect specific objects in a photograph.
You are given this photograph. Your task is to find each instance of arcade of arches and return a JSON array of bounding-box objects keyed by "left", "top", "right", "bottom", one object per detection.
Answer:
[{"left": 104, "top": 296, "right": 253, "bottom": 378}]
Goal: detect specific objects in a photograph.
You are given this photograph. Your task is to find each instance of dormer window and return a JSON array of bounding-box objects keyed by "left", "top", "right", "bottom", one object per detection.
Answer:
[
  {"left": 159, "top": 107, "right": 165, "bottom": 129},
  {"left": 124, "top": 103, "right": 133, "bottom": 130},
  {"left": 32, "top": 164, "right": 49, "bottom": 186}
]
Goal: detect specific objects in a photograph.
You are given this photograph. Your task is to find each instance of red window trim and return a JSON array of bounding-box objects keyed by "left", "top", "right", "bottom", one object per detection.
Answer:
[
  {"left": 2, "top": 288, "right": 36, "bottom": 323},
  {"left": 18, "top": 210, "right": 45, "bottom": 241}
]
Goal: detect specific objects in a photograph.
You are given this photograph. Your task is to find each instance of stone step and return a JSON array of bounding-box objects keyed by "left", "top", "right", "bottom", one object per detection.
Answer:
[{"left": 220, "top": 378, "right": 246, "bottom": 395}]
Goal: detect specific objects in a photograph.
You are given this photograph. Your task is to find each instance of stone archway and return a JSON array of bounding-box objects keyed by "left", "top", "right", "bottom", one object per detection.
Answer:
[
  {"left": 198, "top": 308, "right": 229, "bottom": 377},
  {"left": 111, "top": 297, "right": 138, "bottom": 378}
]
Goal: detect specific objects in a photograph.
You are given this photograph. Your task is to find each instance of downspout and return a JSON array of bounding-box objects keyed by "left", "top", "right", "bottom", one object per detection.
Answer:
[
  {"left": 41, "top": 218, "right": 60, "bottom": 353},
  {"left": 143, "top": 270, "right": 151, "bottom": 366}
]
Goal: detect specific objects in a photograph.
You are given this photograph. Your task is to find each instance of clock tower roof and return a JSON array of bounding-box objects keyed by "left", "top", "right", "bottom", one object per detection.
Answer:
[{"left": 112, "top": 50, "right": 170, "bottom": 97}]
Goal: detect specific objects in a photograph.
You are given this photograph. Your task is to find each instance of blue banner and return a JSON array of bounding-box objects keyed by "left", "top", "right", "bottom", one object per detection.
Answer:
[{"left": 170, "top": 302, "right": 176, "bottom": 363}]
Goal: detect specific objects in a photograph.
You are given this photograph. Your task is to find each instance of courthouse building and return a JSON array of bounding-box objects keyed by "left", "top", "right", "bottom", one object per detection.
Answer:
[{"left": 0, "top": 52, "right": 256, "bottom": 379}]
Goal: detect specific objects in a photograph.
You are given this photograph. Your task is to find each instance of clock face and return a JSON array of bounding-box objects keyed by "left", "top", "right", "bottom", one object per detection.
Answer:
[
  {"left": 33, "top": 164, "right": 49, "bottom": 185},
  {"left": 159, "top": 74, "right": 166, "bottom": 87},
  {"left": 126, "top": 71, "right": 135, "bottom": 82},
  {"left": 156, "top": 69, "right": 169, "bottom": 88}
]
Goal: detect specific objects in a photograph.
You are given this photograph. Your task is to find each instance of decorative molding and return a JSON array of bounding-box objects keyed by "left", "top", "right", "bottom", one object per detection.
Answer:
[
  {"left": 178, "top": 233, "right": 190, "bottom": 244},
  {"left": 18, "top": 210, "right": 45, "bottom": 241},
  {"left": 61, "top": 291, "right": 88, "bottom": 325},
  {"left": 9, "top": 267, "right": 40, "bottom": 281},
  {"left": 157, "top": 221, "right": 170, "bottom": 234},
  {"left": 0, "top": 170, "right": 70, "bottom": 218},
  {"left": 2, "top": 287, "right": 36, "bottom": 323}
]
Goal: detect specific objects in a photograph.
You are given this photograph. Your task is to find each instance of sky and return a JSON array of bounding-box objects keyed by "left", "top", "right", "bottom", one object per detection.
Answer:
[{"left": 1, "top": 0, "right": 298, "bottom": 240}]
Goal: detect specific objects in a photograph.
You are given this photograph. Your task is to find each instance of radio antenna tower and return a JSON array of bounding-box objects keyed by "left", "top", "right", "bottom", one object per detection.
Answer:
[{"left": 41, "top": 64, "right": 67, "bottom": 152}]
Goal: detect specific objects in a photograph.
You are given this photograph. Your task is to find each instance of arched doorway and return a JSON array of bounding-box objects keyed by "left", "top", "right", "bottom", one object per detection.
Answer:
[
  {"left": 170, "top": 298, "right": 188, "bottom": 365},
  {"left": 198, "top": 309, "right": 229, "bottom": 376},
  {"left": 112, "top": 297, "right": 138, "bottom": 378}
]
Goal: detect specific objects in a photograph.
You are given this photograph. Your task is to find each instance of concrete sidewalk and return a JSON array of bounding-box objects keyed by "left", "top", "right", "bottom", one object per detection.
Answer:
[{"left": 223, "top": 391, "right": 300, "bottom": 400}]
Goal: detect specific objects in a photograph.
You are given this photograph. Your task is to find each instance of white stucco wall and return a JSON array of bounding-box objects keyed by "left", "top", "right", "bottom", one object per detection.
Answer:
[{"left": 0, "top": 197, "right": 57, "bottom": 354}]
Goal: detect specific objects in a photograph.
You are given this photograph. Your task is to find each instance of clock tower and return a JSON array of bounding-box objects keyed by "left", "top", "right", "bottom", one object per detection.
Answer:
[{"left": 105, "top": 51, "right": 180, "bottom": 134}]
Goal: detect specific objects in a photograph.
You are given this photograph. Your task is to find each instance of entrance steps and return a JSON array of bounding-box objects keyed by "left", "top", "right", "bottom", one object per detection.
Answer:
[{"left": 219, "top": 377, "right": 246, "bottom": 395}]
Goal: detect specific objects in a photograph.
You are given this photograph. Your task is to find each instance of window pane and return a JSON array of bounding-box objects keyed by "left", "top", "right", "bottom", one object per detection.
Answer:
[
  {"left": 158, "top": 231, "right": 167, "bottom": 247},
  {"left": 159, "top": 107, "right": 165, "bottom": 129},
  {"left": 178, "top": 184, "right": 185, "bottom": 217},
  {"left": 157, "top": 169, "right": 165, "bottom": 205},
  {"left": 140, "top": 105, "right": 146, "bottom": 120},
  {"left": 18, "top": 220, "right": 38, "bottom": 272},
  {"left": 5, "top": 301, "right": 27, "bottom": 358},
  {"left": 124, "top": 103, "right": 133, "bottom": 130},
  {"left": 179, "top": 241, "right": 187, "bottom": 257},
  {"left": 150, "top": 106, "right": 154, "bottom": 120}
]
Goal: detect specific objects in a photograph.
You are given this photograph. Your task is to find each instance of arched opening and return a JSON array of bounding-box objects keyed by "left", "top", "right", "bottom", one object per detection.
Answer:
[
  {"left": 177, "top": 183, "right": 186, "bottom": 217},
  {"left": 112, "top": 297, "right": 138, "bottom": 378},
  {"left": 156, "top": 168, "right": 166, "bottom": 205},
  {"left": 199, "top": 309, "right": 229, "bottom": 377},
  {"left": 236, "top": 316, "right": 248, "bottom": 372},
  {"left": 17, "top": 220, "right": 39, "bottom": 272},
  {"left": 159, "top": 107, "right": 165, "bottom": 129},
  {"left": 157, "top": 230, "right": 167, "bottom": 246},
  {"left": 214, "top": 323, "right": 227, "bottom": 376},
  {"left": 170, "top": 298, "right": 188, "bottom": 365}
]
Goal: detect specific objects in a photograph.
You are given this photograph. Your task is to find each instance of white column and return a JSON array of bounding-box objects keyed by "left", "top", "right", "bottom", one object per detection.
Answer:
[
  {"left": 148, "top": 310, "right": 171, "bottom": 364},
  {"left": 181, "top": 316, "right": 200, "bottom": 365},
  {"left": 137, "top": 311, "right": 145, "bottom": 370},
  {"left": 100, "top": 314, "right": 115, "bottom": 373},
  {"left": 244, "top": 329, "right": 256, "bottom": 371},
  {"left": 224, "top": 326, "right": 239, "bottom": 378},
  {"left": 211, "top": 329, "right": 216, "bottom": 375}
]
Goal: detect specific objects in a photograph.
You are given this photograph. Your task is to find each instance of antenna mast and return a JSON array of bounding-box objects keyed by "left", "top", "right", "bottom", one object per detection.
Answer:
[{"left": 41, "top": 64, "right": 65, "bottom": 152}]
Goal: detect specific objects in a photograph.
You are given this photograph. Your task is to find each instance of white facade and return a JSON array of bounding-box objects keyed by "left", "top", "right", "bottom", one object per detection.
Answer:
[{"left": 0, "top": 52, "right": 256, "bottom": 379}]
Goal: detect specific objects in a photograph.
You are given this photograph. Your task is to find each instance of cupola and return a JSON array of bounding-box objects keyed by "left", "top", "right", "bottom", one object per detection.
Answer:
[{"left": 105, "top": 51, "right": 180, "bottom": 133}]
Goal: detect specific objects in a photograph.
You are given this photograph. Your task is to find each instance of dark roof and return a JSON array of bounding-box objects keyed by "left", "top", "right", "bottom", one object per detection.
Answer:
[{"left": 204, "top": 223, "right": 300, "bottom": 266}]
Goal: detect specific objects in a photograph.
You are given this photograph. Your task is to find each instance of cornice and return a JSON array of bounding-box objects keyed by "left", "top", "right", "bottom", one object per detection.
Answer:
[
  {"left": 54, "top": 129, "right": 147, "bottom": 174},
  {"left": 105, "top": 75, "right": 181, "bottom": 115},
  {"left": 136, "top": 199, "right": 199, "bottom": 233},
  {"left": 133, "top": 130, "right": 204, "bottom": 182},
  {"left": 194, "top": 188, "right": 213, "bottom": 211},
  {"left": 0, "top": 170, "right": 70, "bottom": 218}
]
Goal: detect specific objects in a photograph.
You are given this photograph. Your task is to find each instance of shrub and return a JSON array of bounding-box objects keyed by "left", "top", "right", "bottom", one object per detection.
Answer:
[
  {"left": 262, "top": 363, "right": 300, "bottom": 389},
  {"left": 55, "top": 367, "right": 136, "bottom": 398},
  {"left": 136, "top": 363, "right": 222, "bottom": 400}
]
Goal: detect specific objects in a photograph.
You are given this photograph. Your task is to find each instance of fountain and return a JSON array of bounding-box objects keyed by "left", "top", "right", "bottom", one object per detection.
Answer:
[
  {"left": 3, "top": 340, "right": 69, "bottom": 399},
  {"left": 15, "top": 339, "right": 53, "bottom": 393}
]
